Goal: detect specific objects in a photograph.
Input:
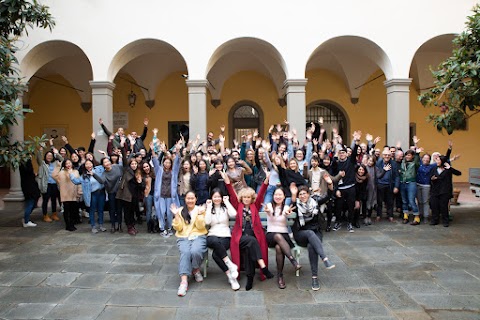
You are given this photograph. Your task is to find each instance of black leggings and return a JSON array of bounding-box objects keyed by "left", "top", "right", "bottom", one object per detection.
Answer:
[
  {"left": 207, "top": 236, "right": 231, "bottom": 273},
  {"left": 335, "top": 186, "right": 356, "bottom": 224},
  {"left": 239, "top": 235, "right": 262, "bottom": 277},
  {"left": 42, "top": 183, "right": 59, "bottom": 215},
  {"left": 63, "top": 201, "right": 77, "bottom": 230},
  {"left": 430, "top": 193, "right": 450, "bottom": 224},
  {"left": 121, "top": 200, "right": 135, "bottom": 226}
]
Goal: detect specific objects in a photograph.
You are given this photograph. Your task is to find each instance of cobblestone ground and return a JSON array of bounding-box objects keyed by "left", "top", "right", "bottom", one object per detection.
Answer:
[{"left": 0, "top": 202, "right": 479, "bottom": 320}]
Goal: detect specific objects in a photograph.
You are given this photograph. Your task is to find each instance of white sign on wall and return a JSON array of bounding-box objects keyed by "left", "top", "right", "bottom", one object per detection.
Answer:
[{"left": 113, "top": 112, "right": 129, "bottom": 130}]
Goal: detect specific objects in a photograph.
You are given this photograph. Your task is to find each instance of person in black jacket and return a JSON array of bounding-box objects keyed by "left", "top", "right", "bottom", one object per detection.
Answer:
[
  {"left": 429, "top": 156, "right": 461, "bottom": 227},
  {"left": 19, "top": 159, "right": 41, "bottom": 227}
]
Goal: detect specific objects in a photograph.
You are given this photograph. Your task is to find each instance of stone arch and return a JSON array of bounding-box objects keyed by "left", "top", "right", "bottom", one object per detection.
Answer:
[
  {"left": 306, "top": 36, "right": 393, "bottom": 102},
  {"left": 206, "top": 37, "right": 288, "bottom": 100}
]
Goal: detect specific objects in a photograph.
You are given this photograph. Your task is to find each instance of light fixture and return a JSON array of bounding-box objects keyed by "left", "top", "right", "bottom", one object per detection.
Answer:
[
  {"left": 128, "top": 90, "right": 136, "bottom": 107},
  {"left": 181, "top": 74, "right": 189, "bottom": 79}
]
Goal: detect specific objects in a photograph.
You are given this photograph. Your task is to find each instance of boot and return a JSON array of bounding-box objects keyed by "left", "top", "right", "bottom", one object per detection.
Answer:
[
  {"left": 127, "top": 225, "right": 136, "bottom": 236},
  {"left": 43, "top": 214, "right": 53, "bottom": 223},
  {"left": 51, "top": 212, "right": 60, "bottom": 221}
]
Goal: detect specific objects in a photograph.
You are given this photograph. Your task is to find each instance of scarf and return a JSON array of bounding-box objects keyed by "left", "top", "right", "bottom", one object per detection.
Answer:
[
  {"left": 356, "top": 172, "right": 367, "bottom": 184},
  {"left": 296, "top": 197, "right": 318, "bottom": 226}
]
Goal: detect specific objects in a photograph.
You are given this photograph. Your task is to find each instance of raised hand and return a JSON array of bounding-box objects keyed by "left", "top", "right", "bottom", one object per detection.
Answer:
[
  {"left": 448, "top": 140, "right": 453, "bottom": 148},
  {"left": 153, "top": 128, "right": 158, "bottom": 135},
  {"left": 365, "top": 133, "right": 373, "bottom": 141},
  {"left": 223, "top": 196, "right": 229, "bottom": 203},
  {"left": 289, "top": 182, "right": 298, "bottom": 195},
  {"left": 412, "top": 136, "right": 420, "bottom": 145},
  {"left": 323, "top": 173, "right": 333, "bottom": 185},
  {"left": 170, "top": 203, "right": 178, "bottom": 214},
  {"left": 318, "top": 117, "right": 324, "bottom": 125},
  {"left": 144, "top": 118, "right": 149, "bottom": 126},
  {"left": 91, "top": 132, "right": 96, "bottom": 140},
  {"left": 373, "top": 136, "right": 381, "bottom": 144},
  {"left": 312, "top": 138, "right": 318, "bottom": 146},
  {"left": 220, "top": 125, "right": 225, "bottom": 132},
  {"left": 268, "top": 124, "right": 274, "bottom": 133},
  {"left": 98, "top": 118, "right": 103, "bottom": 125},
  {"left": 61, "top": 136, "right": 68, "bottom": 143},
  {"left": 49, "top": 138, "right": 54, "bottom": 146},
  {"left": 206, "top": 199, "right": 212, "bottom": 207},
  {"left": 193, "top": 165, "right": 198, "bottom": 174},
  {"left": 444, "top": 162, "right": 451, "bottom": 169},
  {"left": 383, "top": 163, "right": 392, "bottom": 171}
]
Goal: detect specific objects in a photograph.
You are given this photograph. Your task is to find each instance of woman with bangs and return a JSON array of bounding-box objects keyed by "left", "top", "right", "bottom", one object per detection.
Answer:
[
  {"left": 141, "top": 161, "right": 156, "bottom": 233},
  {"left": 207, "top": 159, "right": 228, "bottom": 196},
  {"left": 277, "top": 157, "right": 307, "bottom": 206},
  {"left": 191, "top": 159, "right": 210, "bottom": 205},
  {"left": 222, "top": 171, "right": 274, "bottom": 291},
  {"left": 225, "top": 156, "right": 252, "bottom": 194},
  {"left": 264, "top": 187, "right": 300, "bottom": 289},
  {"left": 178, "top": 159, "right": 193, "bottom": 208}
]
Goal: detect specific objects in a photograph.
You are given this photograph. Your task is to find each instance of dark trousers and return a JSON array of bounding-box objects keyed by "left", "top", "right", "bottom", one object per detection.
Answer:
[
  {"left": 293, "top": 229, "right": 325, "bottom": 277},
  {"left": 121, "top": 200, "right": 135, "bottom": 226},
  {"left": 63, "top": 201, "right": 76, "bottom": 230},
  {"left": 335, "top": 186, "right": 356, "bottom": 224},
  {"left": 108, "top": 192, "right": 122, "bottom": 226},
  {"left": 430, "top": 193, "right": 450, "bottom": 224},
  {"left": 42, "top": 183, "right": 59, "bottom": 215},
  {"left": 239, "top": 235, "right": 262, "bottom": 277},
  {"left": 377, "top": 184, "right": 394, "bottom": 218},
  {"left": 207, "top": 236, "right": 231, "bottom": 273}
]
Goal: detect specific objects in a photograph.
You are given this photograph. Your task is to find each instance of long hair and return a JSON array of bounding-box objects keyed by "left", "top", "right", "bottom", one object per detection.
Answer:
[
  {"left": 44, "top": 150, "right": 55, "bottom": 164},
  {"left": 141, "top": 161, "right": 155, "bottom": 179},
  {"left": 181, "top": 190, "right": 197, "bottom": 224},
  {"left": 61, "top": 159, "right": 72, "bottom": 170},
  {"left": 270, "top": 187, "right": 286, "bottom": 215},
  {"left": 210, "top": 188, "right": 227, "bottom": 214}
]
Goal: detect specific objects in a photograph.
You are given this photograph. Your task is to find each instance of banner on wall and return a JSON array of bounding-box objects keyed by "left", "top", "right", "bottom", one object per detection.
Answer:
[{"left": 113, "top": 112, "right": 129, "bottom": 131}]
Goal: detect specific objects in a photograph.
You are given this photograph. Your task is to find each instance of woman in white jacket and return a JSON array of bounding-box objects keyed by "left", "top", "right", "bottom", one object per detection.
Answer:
[{"left": 205, "top": 188, "right": 240, "bottom": 290}]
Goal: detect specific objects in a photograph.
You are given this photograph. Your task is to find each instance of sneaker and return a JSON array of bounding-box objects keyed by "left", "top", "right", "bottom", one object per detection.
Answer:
[
  {"left": 226, "top": 261, "right": 239, "bottom": 279},
  {"left": 177, "top": 282, "right": 188, "bottom": 297},
  {"left": 323, "top": 258, "right": 336, "bottom": 270},
  {"left": 167, "top": 228, "right": 174, "bottom": 236},
  {"left": 98, "top": 225, "right": 107, "bottom": 232},
  {"left": 347, "top": 223, "right": 354, "bottom": 233},
  {"left": 332, "top": 222, "right": 341, "bottom": 231},
  {"left": 312, "top": 277, "right": 320, "bottom": 291},
  {"left": 193, "top": 270, "right": 204, "bottom": 283},
  {"left": 331, "top": 216, "right": 336, "bottom": 223},
  {"left": 83, "top": 210, "right": 89, "bottom": 218},
  {"left": 227, "top": 273, "right": 240, "bottom": 290},
  {"left": 367, "top": 217, "right": 372, "bottom": 225},
  {"left": 363, "top": 218, "right": 368, "bottom": 226},
  {"left": 91, "top": 227, "right": 98, "bottom": 234},
  {"left": 161, "top": 230, "right": 170, "bottom": 238},
  {"left": 23, "top": 221, "right": 37, "bottom": 228}
]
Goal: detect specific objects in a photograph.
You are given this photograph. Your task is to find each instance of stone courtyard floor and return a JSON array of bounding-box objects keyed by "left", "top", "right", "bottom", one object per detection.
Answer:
[{"left": 0, "top": 195, "right": 479, "bottom": 319}]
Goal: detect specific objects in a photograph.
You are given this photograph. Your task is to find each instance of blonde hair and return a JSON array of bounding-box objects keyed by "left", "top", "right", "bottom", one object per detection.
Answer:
[{"left": 237, "top": 187, "right": 257, "bottom": 204}]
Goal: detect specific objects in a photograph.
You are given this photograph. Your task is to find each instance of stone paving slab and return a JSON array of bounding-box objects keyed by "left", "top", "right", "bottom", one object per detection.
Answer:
[{"left": 0, "top": 204, "right": 479, "bottom": 319}]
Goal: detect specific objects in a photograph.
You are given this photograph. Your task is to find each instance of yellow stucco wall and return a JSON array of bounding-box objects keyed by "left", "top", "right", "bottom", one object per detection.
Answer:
[
  {"left": 209, "top": 71, "right": 287, "bottom": 144},
  {"left": 25, "top": 74, "right": 92, "bottom": 151},
  {"left": 24, "top": 70, "right": 478, "bottom": 182}
]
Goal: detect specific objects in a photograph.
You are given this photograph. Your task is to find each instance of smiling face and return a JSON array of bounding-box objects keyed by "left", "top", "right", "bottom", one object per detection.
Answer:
[
  {"left": 212, "top": 191, "right": 222, "bottom": 205},
  {"left": 215, "top": 161, "right": 223, "bottom": 171},
  {"left": 273, "top": 188, "right": 285, "bottom": 205},
  {"left": 357, "top": 166, "right": 365, "bottom": 176},
  {"left": 227, "top": 158, "right": 236, "bottom": 169},
  {"left": 142, "top": 163, "right": 151, "bottom": 174},
  {"left": 295, "top": 150, "right": 304, "bottom": 161},
  {"left": 64, "top": 159, "right": 73, "bottom": 170},
  {"left": 422, "top": 154, "right": 431, "bottom": 165},
  {"left": 289, "top": 159, "right": 298, "bottom": 171},
  {"left": 246, "top": 150, "right": 254, "bottom": 162},
  {"left": 185, "top": 191, "right": 197, "bottom": 210},
  {"left": 183, "top": 160, "right": 191, "bottom": 172},
  {"left": 84, "top": 160, "right": 93, "bottom": 172},
  {"left": 163, "top": 158, "right": 172, "bottom": 170},
  {"left": 129, "top": 160, "right": 138, "bottom": 171},
  {"left": 298, "top": 189, "right": 310, "bottom": 203}
]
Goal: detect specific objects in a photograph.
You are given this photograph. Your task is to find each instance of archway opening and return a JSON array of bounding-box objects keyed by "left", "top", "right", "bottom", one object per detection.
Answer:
[
  {"left": 306, "top": 101, "right": 348, "bottom": 143},
  {"left": 229, "top": 101, "right": 263, "bottom": 146}
]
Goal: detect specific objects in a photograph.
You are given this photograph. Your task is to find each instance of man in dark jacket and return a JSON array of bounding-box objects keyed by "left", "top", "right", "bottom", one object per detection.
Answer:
[
  {"left": 100, "top": 118, "right": 148, "bottom": 153},
  {"left": 19, "top": 159, "right": 41, "bottom": 227},
  {"left": 376, "top": 148, "right": 400, "bottom": 222}
]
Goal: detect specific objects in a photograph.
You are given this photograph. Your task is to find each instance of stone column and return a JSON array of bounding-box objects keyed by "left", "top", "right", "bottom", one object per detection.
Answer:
[
  {"left": 4, "top": 92, "right": 26, "bottom": 202},
  {"left": 186, "top": 80, "right": 208, "bottom": 140},
  {"left": 284, "top": 79, "right": 308, "bottom": 143},
  {"left": 90, "top": 81, "right": 116, "bottom": 160},
  {"left": 384, "top": 79, "right": 412, "bottom": 149}
]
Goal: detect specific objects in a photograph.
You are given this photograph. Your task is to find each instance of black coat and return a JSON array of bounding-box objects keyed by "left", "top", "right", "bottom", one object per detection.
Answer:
[
  {"left": 19, "top": 160, "right": 41, "bottom": 200},
  {"left": 430, "top": 166, "right": 461, "bottom": 197}
]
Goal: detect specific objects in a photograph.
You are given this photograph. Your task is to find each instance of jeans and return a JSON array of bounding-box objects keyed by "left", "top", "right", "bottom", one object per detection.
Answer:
[
  {"left": 177, "top": 235, "right": 207, "bottom": 276},
  {"left": 400, "top": 182, "right": 419, "bottom": 215},
  {"left": 89, "top": 189, "right": 105, "bottom": 227},
  {"left": 24, "top": 198, "right": 36, "bottom": 223},
  {"left": 144, "top": 194, "right": 153, "bottom": 221},
  {"left": 262, "top": 185, "right": 277, "bottom": 210},
  {"left": 157, "top": 197, "right": 174, "bottom": 230},
  {"left": 206, "top": 236, "right": 231, "bottom": 273},
  {"left": 293, "top": 229, "right": 326, "bottom": 277},
  {"left": 178, "top": 195, "right": 186, "bottom": 208},
  {"left": 417, "top": 184, "right": 431, "bottom": 218},
  {"left": 42, "top": 183, "right": 59, "bottom": 215}
]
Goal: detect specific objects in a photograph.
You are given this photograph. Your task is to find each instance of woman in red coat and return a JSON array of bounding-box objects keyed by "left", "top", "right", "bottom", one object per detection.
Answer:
[{"left": 221, "top": 171, "right": 273, "bottom": 291}]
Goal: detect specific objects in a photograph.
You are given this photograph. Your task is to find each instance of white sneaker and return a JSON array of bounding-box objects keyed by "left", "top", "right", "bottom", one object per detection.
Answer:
[
  {"left": 226, "top": 261, "right": 239, "bottom": 279},
  {"left": 227, "top": 272, "right": 240, "bottom": 291},
  {"left": 177, "top": 282, "right": 188, "bottom": 297},
  {"left": 23, "top": 221, "right": 37, "bottom": 228},
  {"left": 91, "top": 227, "right": 98, "bottom": 234},
  {"left": 193, "top": 270, "right": 204, "bottom": 283},
  {"left": 83, "top": 211, "right": 89, "bottom": 218},
  {"left": 98, "top": 225, "right": 107, "bottom": 232}
]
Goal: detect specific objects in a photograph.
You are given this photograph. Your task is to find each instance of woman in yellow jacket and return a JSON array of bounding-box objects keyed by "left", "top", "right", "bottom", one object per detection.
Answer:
[
  {"left": 170, "top": 190, "right": 208, "bottom": 297},
  {"left": 52, "top": 159, "right": 82, "bottom": 231}
]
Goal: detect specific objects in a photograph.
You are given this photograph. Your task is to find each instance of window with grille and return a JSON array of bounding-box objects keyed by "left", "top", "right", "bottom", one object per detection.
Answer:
[
  {"left": 306, "top": 102, "right": 347, "bottom": 142},
  {"left": 230, "top": 103, "right": 262, "bottom": 145}
]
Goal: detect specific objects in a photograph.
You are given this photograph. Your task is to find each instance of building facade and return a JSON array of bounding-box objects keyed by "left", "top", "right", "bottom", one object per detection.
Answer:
[{"left": 4, "top": 0, "right": 479, "bottom": 200}]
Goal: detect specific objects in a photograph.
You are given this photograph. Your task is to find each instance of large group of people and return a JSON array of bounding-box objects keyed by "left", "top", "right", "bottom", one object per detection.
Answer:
[{"left": 19, "top": 117, "right": 462, "bottom": 295}]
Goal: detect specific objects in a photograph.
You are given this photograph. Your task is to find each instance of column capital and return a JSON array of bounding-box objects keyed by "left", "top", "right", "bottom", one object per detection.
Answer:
[
  {"left": 185, "top": 79, "right": 209, "bottom": 88},
  {"left": 283, "top": 78, "right": 308, "bottom": 87},
  {"left": 384, "top": 78, "right": 412, "bottom": 93},
  {"left": 89, "top": 81, "right": 116, "bottom": 91}
]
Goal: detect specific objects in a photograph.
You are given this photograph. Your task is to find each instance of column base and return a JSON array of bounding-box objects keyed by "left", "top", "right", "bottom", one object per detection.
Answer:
[{"left": 3, "top": 190, "right": 25, "bottom": 202}]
